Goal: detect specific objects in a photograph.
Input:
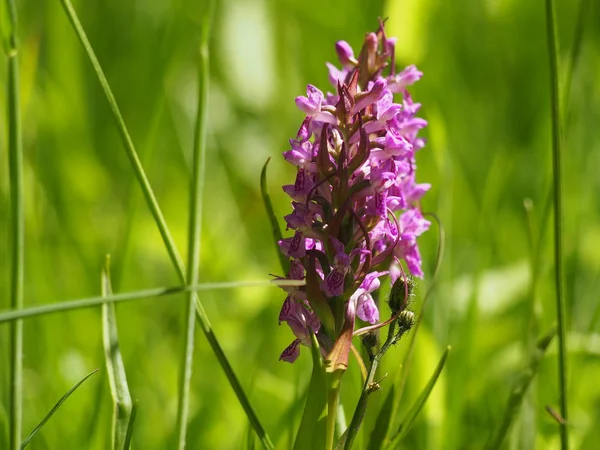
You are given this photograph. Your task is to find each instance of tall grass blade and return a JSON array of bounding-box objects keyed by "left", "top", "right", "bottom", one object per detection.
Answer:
[
  {"left": 102, "top": 256, "right": 134, "bottom": 450},
  {"left": 261, "top": 158, "right": 289, "bottom": 274},
  {"left": 485, "top": 327, "right": 557, "bottom": 450},
  {"left": 385, "top": 346, "right": 451, "bottom": 449},
  {"left": 2, "top": 0, "right": 25, "bottom": 446},
  {"left": 20, "top": 369, "right": 99, "bottom": 449},
  {"left": 122, "top": 404, "right": 137, "bottom": 450},
  {"left": 175, "top": 1, "right": 215, "bottom": 447},
  {"left": 57, "top": 0, "right": 184, "bottom": 275},
  {"left": 384, "top": 212, "right": 445, "bottom": 441},
  {"left": 562, "top": 0, "right": 590, "bottom": 118},
  {"left": 366, "top": 383, "right": 395, "bottom": 450},
  {"left": 0, "top": 279, "right": 305, "bottom": 324},
  {"left": 246, "top": 423, "right": 257, "bottom": 450},
  {"left": 545, "top": 1, "right": 569, "bottom": 448},
  {"left": 57, "top": 1, "right": 273, "bottom": 446}
]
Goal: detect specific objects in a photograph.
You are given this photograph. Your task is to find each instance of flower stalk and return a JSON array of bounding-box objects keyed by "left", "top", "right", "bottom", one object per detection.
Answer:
[{"left": 3, "top": 0, "right": 25, "bottom": 447}]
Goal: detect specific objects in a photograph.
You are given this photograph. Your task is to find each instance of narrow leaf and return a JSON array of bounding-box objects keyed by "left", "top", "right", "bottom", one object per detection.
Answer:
[
  {"left": 485, "top": 327, "right": 557, "bottom": 450},
  {"left": 545, "top": 0, "right": 569, "bottom": 448},
  {"left": 102, "top": 256, "right": 134, "bottom": 450},
  {"left": 4, "top": 0, "right": 25, "bottom": 446},
  {"left": 386, "top": 346, "right": 451, "bottom": 448},
  {"left": 176, "top": 0, "right": 215, "bottom": 445},
  {"left": 261, "top": 158, "right": 289, "bottom": 274},
  {"left": 367, "top": 384, "right": 396, "bottom": 450},
  {"left": 0, "top": 279, "right": 304, "bottom": 324},
  {"left": 20, "top": 369, "right": 99, "bottom": 449},
  {"left": 294, "top": 333, "right": 327, "bottom": 450},
  {"left": 123, "top": 404, "right": 137, "bottom": 450}
]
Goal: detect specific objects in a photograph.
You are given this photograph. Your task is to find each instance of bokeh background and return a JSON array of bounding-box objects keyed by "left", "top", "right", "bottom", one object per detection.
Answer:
[{"left": 1, "top": 0, "right": 599, "bottom": 448}]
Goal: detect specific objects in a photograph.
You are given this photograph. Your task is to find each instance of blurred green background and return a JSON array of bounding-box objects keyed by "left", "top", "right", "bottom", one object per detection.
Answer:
[{"left": 1, "top": 0, "right": 599, "bottom": 448}]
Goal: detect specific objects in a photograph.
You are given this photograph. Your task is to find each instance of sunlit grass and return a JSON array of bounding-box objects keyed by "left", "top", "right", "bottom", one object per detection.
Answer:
[{"left": 1, "top": 0, "right": 598, "bottom": 448}]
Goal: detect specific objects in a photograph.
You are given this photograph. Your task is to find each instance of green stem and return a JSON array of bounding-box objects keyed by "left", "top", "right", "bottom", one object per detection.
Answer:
[
  {"left": 176, "top": 1, "right": 215, "bottom": 447},
  {"left": 545, "top": 1, "right": 568, "bottom": 448},
  {"left": 58, "top": 1, "right": 273, "bottom": 447},
  {"left": 326, "top": 371, "right": 343, "bottom": 450},
  {"left": 0, "top": 280, "right": 303, "bottom": 324},
  {"left": 343, "top": 320, "right": 413, "bottom": 450},
  {"left": 4, "top": 0, "right": 24, "bottom": 447},
  {"left": 58, "top": 0, "right": 184, "bottom": 275},
  {"left": 343, "top": 349, "right": 386, "bottom": 450}
]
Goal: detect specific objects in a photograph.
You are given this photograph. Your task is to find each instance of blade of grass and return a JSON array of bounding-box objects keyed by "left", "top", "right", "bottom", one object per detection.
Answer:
[
  {"left": 382, "top": 212, "right": 445, "bottom": 446},
  {"left": 386, "top": 346, "right": 451, "bottom": 449},
  {"left": 365, "top": 383, "right": 395, "bottom": 450},
  {"left": 175, "top": 1, "right": 215, "bottom": 447},
  {"left": 261, "top": 158, "right": 289, "bottom": 274},
  {"left": 102, "top": 256, "right": 133, "bottom": 450},
  {"left": 485, "top": 327, "right": 557, "bottom": 450},
  {"left": 57, "top": 0, "right": 183, "bottom": 276},
  {"left": 246, "top": 423, "right": 257, "bottom": 450},
  {"left": 0, "top": 279, "right": 305, "bottom": 324},
  {"left": 20, "top": 369, "right": 99, "bottom": 449},
  {"left": 2, "top": 0, "right": 25, "bottom": 447},
  {"left": 562, "top": 0, "right": 590, "bottom": 120},
  {"left": 545, "top": 1, "right": 568, "bottom": 448},
  {"left": 57, "top": 1, "right": 273, "bottom": 447},
  {"left": 122, "top": 404, "right": 137, "bottom": 450}
]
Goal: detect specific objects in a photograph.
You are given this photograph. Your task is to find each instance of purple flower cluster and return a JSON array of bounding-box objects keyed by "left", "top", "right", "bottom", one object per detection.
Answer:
[{"left": 277, "top": 22, "right": 431, "bottom": 366}]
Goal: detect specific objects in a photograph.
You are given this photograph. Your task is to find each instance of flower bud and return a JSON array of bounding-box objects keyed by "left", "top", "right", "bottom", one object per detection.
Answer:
[{"left": 387, "top": 275, "right": 414, "bottom": 315}]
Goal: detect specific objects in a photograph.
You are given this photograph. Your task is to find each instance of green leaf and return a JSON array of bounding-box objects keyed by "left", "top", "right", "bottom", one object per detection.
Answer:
[
  {"left": 102, "top": 256, "right": 134, "bottom": 450},
  {"left": 260, "top": 158, "right": 289, "bottom": 274},
  {"left": 485, "top": 327, "right": 557, "bottom": 450},
  {"left": 20, "top": 369, "right": 99, "bottom": 449},
  {"left": 123, "top": 404, "right": 137, "bottom": 450},
  {"left": 294, "top": 333, "right": 327, "bottom": 450},
  {"left": 386, "top": 346, "right": 451, "bottom": 448},
  {"left": 367, "top": 384, "right": 396, "bottom": 450}
]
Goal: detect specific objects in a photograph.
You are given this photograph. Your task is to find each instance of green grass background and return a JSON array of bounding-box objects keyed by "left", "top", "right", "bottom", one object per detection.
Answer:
[{"left": 1, "top": 0, "right": 599, "bottom": 448}]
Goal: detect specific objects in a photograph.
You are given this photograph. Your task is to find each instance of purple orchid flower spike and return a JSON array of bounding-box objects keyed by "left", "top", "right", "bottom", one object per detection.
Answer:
[{"left": 274, "top": 21, "right": 431, "bottom": 368}]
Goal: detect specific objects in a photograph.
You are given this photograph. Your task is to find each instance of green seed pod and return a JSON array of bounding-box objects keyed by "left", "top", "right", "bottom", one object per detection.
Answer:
[
  {"left": 361, "top": 332, "right": 379, "bottom": 361},
  {"left": 397, "top": 310, "right": 415, "bottom": 332},
  {"left": 387, "top": 275, "right": 415, "bottom": 315}
]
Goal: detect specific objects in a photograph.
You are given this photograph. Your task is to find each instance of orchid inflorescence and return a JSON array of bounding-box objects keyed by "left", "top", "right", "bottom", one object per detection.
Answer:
[{"left": 276, "top": 21, "right": 430, "bottom": 371}]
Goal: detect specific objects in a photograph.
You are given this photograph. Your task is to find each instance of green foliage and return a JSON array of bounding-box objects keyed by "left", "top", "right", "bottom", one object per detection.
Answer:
[
  {"left": 101, "top": 256, "right": 134, "bottom": 450},
  {"left": 294, "top": 333, "right": 327, "bottom": 450},
  {"left": 1, "top": 0, "right": 599, "bottom": 448},
  {"left": 20, "top": 369, "right": 99, "bottom": 449}
]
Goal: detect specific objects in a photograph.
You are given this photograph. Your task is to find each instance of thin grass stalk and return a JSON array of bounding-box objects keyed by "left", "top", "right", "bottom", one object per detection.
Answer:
[
  {"left": 58, "top": 0, "right": 184, "bottom": 275},
  {"left": 545, "top": 0, "right": 568, "bottom": 448},
  {"left": 385, "top": 346, "right": 451, "bottom": 449},
  {"left": 20, "top": 369, "right": 99, "bottom": 449},
  {"left": 485, "top": 327, "right": 557, "bottom": 450},
  {"left": 4, "top": 0, "right": 24, "bottom": 446},
  {"left": 176, "top": 1, "right": 215, "bottom": 447},
  {"left": 57, "top": 1, "right": 273, "bottom": 447},
  {"left": 102, "top": 256, "right": 133, "bottom": 450},
  {"left": 0, "top": 280, "right": 304, "bottom": 324},
  {"left": 386, "top": 212, "right": 445, "bottom": 436},
  {"left": 562, "top": 0, "right": 590, "bottom": 120}
]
